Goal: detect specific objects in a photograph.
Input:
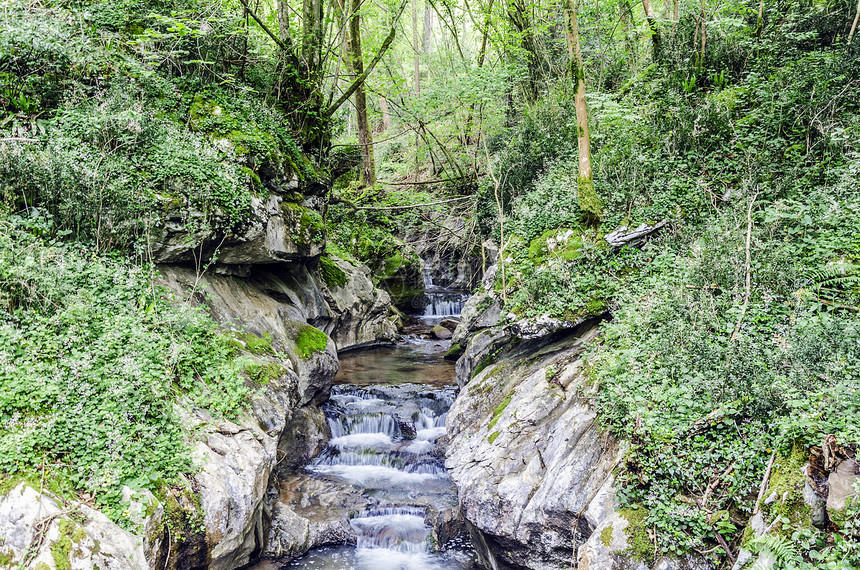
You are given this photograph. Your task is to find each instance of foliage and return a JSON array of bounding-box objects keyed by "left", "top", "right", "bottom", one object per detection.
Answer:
[{"left": 0, "top": 211, "right": 253, "bottom": 526}]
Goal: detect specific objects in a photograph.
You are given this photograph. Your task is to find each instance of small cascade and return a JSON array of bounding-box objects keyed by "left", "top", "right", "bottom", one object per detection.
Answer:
[
  {"left": 308, "top": 385, "right": 454, "bottom": 490},
  {"left": 282, "top": 360, "right": 476, "bottom": 569},
  {"left": 422, "top": 291, "right": 469, "bottom": 318},
  {"left": 421, "top": 258, "right": 470, "bottom": 318}
]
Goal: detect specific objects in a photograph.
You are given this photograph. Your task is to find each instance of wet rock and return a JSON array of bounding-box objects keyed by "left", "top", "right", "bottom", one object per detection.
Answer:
[
  {"left": 426, "top": 505, "right": 469, "bottom": 548},
  {"left": 447, "top": 317, "right": 707, "bottom": 570},
  {"left": 320, "top": 257, "right": 398, "bottom": 350},
  {"left": 0, "top": 482, "right": 148, "bottom": 570},
  {"left": 158, "top": 261, "right": 395, "bottom": 356},
  {"left": 440, "top": 318, "right": 460, "bottom": 332},
  {"left": 451, "top": 291, "right": 502, "bottom": 347},
  {"left": 432, "top": 325, "right": 453, "bottom": 339},
  {"left": 446, "top": 324, "right": 618, "bottom": 569}
]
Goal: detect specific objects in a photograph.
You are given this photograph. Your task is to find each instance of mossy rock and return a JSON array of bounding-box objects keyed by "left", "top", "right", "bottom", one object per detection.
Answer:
[
  {"left": 243, "top": 360, "right": 288, "bottom": 386},
  {"left": 488, "top": 392, "right": 512, "bottom": 431},
  {"left": 294, "top": 325, "right": 329, "bottom": 360},
  {"left": 619, "top": 508, "right": 654, "bottom": 565},
  {"left": 319, "top": 255, "right": 349, "bottom": 288},
  {"left": 281, "top": 203, "right": 326, "bottom": 248},
  {"left": 228, "top": 331, "right": 275, "bottom": 356},
  {"left": 528, "top": 228, "right": 583, "bottom": 263},
  {"left": 759, "top": 445, "right": 813, "bottom": 537},
  {"left": 444, "top": 342, "right": 464, "bottom": 360}
]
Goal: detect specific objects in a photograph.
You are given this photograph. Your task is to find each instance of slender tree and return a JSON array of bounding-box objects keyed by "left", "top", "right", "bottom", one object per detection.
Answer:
[
  {"left": 565, "top": 0, "right": 601, "bottom": 220},
  {"left": 347, "top": 0, "right": 376, "bottom": 186},
  {"left": 849, "top": 0, "right": 860, "bottom": 44}
]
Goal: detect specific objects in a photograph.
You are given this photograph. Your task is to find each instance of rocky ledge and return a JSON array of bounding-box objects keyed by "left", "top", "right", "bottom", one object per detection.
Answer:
[{"left": 0, "top": 250, "right": 397, "bottom": 569}]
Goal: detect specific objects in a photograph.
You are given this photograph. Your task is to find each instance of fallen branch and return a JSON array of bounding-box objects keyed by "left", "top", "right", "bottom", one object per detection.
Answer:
[
  {"left": 332, "top": 195, "right": 471, "bottom": 211},
  {"left": 711, "top": 525, "right": 737, "bottom": 566},
  {"left": 753, "top": 450, "right": 777, "bottom": 515},
  {"left": 730, "top": 191, "right": 759, "bottom": 343},
  {"left": 702, "top": 463, "right": 735, "bottom": 508},
  {"left": 0, "top": 137, "right": 40, "bottom": 143},
  {"left": 237, "top": 0, "right": 290, "bottom": 52},
  {"left": 378, "top": 176, "right": 473, "bottom": 186}
]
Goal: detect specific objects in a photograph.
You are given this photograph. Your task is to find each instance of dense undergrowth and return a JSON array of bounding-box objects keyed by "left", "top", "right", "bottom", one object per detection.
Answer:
[
  {"left": 0, "top": 0, "right": 319, "bottom": 528},
  {"left": 468, "top": 2, "right": 860, "bottom": 566},
  {"left": 0, "top": 212, "right": 252, "bottom": 525}
]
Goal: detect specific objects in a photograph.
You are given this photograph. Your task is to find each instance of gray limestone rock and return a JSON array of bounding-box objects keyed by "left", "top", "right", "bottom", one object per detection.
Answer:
[
  {"left": 826, "top": 458, "right": 860, "bottom": 512},
  {"left": 0, "top": 483, "right": 148, "bottom": 570},
  {"left": 149, "top": 195, "right": 326, "bottom": 265}
]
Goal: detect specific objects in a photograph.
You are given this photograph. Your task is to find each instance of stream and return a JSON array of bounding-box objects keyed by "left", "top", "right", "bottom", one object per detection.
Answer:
[{"left": 255, "top": 287, "right": 478, "bottom": 569}]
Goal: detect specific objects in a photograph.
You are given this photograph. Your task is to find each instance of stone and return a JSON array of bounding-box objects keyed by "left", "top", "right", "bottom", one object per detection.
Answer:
[
  {"left": 0, "top": 482, "right": 148, "bottom": 570},
  {"left": 440, "top": 318, "right": 460, "bottom": 332},
  {"left": 447, "top": 317, "right": 710, "bottom": 570},
  {"left": 149, "top": 195, "right": 326, "bottom": 264},
  {"left": 451, "top": 291, "right": 502, "bottom": 347},
  {"left": 432, "top": 325, "right": 453, "bottom": 339},
  {"left": 446, "top": 324, "right": 619, "bottom": 569},
  {"left": 826, "top": 458, "right": 860, "bottom": 512}
]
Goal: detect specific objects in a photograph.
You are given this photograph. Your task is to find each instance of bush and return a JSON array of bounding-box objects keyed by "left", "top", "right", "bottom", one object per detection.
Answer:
[{"left": 0, "top": 212, "right": 251, "bottom": 525}]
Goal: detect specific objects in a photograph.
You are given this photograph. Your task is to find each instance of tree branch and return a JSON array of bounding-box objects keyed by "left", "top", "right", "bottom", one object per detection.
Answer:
[
  {"left": 324, "top": 0, "right": 407, "bottom": 119},
  {"left": 238, "top": 0, "right": 290, "bottom": 51}
]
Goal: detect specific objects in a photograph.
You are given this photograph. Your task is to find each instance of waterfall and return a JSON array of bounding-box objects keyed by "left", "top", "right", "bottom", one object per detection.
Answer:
[{"left": 420, "top": 258, "right": 470, "bottom": 318}]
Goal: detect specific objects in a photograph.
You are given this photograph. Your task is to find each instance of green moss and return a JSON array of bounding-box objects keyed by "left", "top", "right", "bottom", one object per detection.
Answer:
[
  {"left": 528, "top": 228, "right": 583, "bottom": 263},
  {"left": 244, "top": 361, "right": 287, "bottom": 386},
  {"left": 0, "top": 550, "right": 14, "bottom": 567},
  {"left": 240, "top": 166, "right": 262, "bottom": 190},
  {"left": 35, "top": 563, "right": 51, "bottom": 570},
  {"left": 488, "top": 393, "right": 513, "bottom": 430},
  {"left": 600, "top": 524, "right": 614, "bottom": 547},
  {"left": 619, "top": 508, "right": 654, "bottom": 565},
  {"left": 762, "top": 446, "right": 812, "bottom": 534},
  {"left": 51, "top": 519, "right": 78, "bottom": 570},
  {"left": 319, "top": 255, "right": 348, "bottom": 288},
  {"left": 229, "top": 331, "right": 275, "bottom": 356},
  {"left": 577, "top": 176, "right": 603, "bottom": 222},
  {"left": 282, "top": 203, "right": 325, "bottom": 247},
  {"left": 295, "top": 325, "right": 328, "bottom": 360},
  {"left": 488, "top": 431, "right": 500, "bottom": 444},
  {"left": 473, "top": 346, "right": 504, "bottom": 378},
  {"left": 444, "top": 343, "right": 464, "bottom": 360}
]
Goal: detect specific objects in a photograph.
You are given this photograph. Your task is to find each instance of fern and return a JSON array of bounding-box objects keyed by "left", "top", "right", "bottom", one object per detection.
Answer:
[{"left": 749, "top": 534, "right": 800, "bottom": 569}]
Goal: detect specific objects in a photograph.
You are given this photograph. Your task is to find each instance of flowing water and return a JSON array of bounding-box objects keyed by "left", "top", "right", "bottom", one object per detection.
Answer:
[
  {"left": 421, "top": 261, "right": 470, "bottom": 319},
  {"left": 258, "top": 334, "right": 478, "bottom": 570}
]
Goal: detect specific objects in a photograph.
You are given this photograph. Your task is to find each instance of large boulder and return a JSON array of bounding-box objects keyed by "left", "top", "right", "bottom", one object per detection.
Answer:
[
  {"left": 0, "top": 483, "right": 148, "bottom": 570},
  {"left": 150, "top": 194, "right": 326, "bottom": 265},
  {"left": 447, "top": 318, "right": 709, "bottom": 570},
  {"left": 446, "top": 322, "right": 618, "bottom": 569}
]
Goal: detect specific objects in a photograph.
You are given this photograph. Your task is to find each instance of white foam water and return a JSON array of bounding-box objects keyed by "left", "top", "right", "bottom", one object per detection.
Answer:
[{"left": 283, "top": 357, "right": 476, "bottom": 569}]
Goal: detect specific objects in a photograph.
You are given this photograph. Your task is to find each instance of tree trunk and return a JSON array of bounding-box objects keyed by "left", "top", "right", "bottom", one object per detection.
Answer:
[
  {"left": 619, "top": 0, "right": 637, "bottom": 68},
  {"left": 849, "top": 0, "right": 860, "bottom": 44},
  {"left": 565, "top": 0, "right": 601, "bottom": 220},
  {"left": 508, "top": 0, "right": 540, "bottom": 102},
  {"left": 699, "top": 0, "right": 706, "bottom": 68},
  {"left": 302, "top": 0, "right": 324, "bottom": 77},
  {"left": 413, "top": 0, "right": 421, "bottom": 96},
  {"left": 348, "top": 0, "right": 375, "bottom": 186},
  {"left": 379, "top": 96, "right": 392, "bottom": 131},
  {"left": 423, "top": 5, "right": 434, "bottom": 52},
  {"left": 277, "top": 0, "right": 291, "bottom": 42},
  {"left": 641, "top": 0, "right": 661, "bottom": 56}
]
